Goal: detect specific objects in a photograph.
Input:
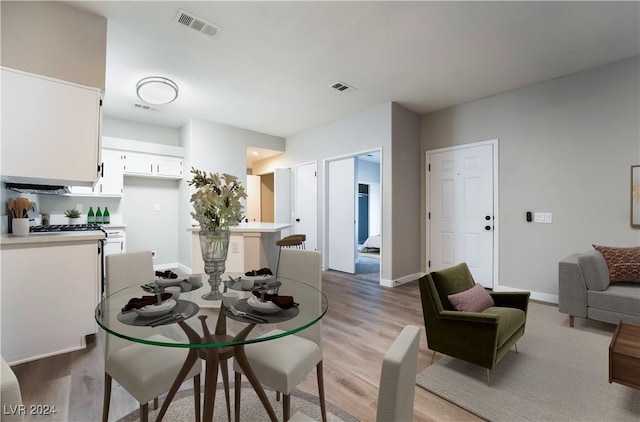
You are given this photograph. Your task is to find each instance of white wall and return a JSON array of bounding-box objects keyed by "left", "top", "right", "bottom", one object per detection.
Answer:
[
  {"left": 102, "top": 116, "right": 180, "bottom": 146},
  {"left": 421, "top": 57, "right": 640, "bottom": 300},
  {"left": 178, "top": 118, "right": 285, "bottom": 268},
  {"left": 253, "top": 102, "right": 423, "bottom": 283}
]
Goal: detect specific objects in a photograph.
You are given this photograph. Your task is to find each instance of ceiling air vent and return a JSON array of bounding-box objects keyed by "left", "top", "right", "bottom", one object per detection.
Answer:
[
  {"left": 133, "top": 103, "right": 158, "bottom": 112},
  {"left": 329, "top": 81, "right": 357, "bottom": 93},
  {"left": 175, "top": 9, "right": 222, "bottom": 37}
]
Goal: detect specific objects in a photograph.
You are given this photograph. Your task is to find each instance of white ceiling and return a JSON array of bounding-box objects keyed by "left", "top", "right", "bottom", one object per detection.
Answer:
[{"left": 66, "top": 1, "right": 639, "bottom": 139}]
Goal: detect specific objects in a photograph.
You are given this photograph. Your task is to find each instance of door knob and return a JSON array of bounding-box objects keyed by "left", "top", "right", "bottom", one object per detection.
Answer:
[
  {"left": 295, "top": 218, "right": 300, "bottom": 222},
  {"left": 484, "top": 225, "right": 492, "bottom": 231},
  {"left": 485, "top": 215, "right": 491, "bottom": 221}
]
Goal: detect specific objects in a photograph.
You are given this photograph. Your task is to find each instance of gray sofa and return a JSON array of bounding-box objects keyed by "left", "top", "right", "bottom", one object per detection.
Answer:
[{"left": 559, "top": 250, "right": 640, "bottom": 327}]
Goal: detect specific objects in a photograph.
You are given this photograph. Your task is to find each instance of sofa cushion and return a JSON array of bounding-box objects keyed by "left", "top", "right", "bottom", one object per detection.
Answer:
[
  {"left": 593, "top": 245, "right": 640, "bottom": 283},
  {"left": 482, "top": 307, "right": 526, "bottom": 348},
  {"left": 447, "top": 283, "right": 494, "bottom": 312},
  {"left": 578, "top": 250, "right": 611, "bottom": 291},
  {"left": 587, "top": 283, "right": 640, "bottom": 315}
]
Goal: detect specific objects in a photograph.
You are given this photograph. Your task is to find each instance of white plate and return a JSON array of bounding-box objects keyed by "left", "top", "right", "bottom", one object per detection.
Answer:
[
  {"left": 135, "top": 299, "right": 177, "bottom": 318},
  {"left": 247, "top": 296, "right": 281, "bottom": 314},
  {"left": 243, "top": 274, "right": 272, "bottom": 282},
  {"left": 155, "top": 276, "right": 186, "bottom": 287}
]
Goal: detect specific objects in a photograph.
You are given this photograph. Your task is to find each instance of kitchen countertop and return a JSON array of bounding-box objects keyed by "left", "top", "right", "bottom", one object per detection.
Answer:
[
  {"left": 0, "top": 231, "right": 106, "bottom": 245},
  {"left": 188, "top": 222, "right": 292, "bottom": 233}
]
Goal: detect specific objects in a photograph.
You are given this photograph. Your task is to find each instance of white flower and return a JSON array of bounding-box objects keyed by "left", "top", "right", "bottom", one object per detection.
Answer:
[{"left": 188, "top": 168, "right": 247, "bottom": 231}]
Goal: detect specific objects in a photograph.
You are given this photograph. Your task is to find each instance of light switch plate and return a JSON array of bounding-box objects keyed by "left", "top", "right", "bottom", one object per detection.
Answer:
[{"left": 534, "top": 212, "right": 552, "bottom": 223}]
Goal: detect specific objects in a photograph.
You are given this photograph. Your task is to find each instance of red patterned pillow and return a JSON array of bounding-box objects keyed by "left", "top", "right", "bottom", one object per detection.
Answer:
[
  {"left": 592, "top": 245, "right": 640, "bottom": 283},
  {"left": 447, "top": 283, "right": 495, "bottom": 312}
]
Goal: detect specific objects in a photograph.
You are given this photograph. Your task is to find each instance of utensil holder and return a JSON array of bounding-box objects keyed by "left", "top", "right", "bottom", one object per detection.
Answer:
[{"left": 11, "top": 218, "right": 29, "bottom": 236}]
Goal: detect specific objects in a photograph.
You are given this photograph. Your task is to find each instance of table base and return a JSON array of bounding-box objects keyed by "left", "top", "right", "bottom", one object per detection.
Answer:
[{"left": 155, "top": 313, "right": 278, "bottom": 422}]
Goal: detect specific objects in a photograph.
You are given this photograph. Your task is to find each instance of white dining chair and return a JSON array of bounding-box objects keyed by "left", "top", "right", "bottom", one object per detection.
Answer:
[
  {"left": 102, "top": 251, "right": 202, "bottom": 422},
  {"left": 233, "top": 248, "right": 326, "bottom": 422},
  {"left": 289, "top": 324, "right": 421, "bottom": 422}
]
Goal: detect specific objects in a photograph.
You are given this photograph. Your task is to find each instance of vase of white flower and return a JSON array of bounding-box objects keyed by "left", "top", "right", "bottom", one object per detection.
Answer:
[{"left": 189, "top": 168, "right": 247, "bottom": 300}]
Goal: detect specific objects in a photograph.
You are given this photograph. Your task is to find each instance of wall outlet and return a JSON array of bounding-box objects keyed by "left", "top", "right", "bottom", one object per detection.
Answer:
[
  {"left": 151, "top": 250, "right": 157, "bottom": 259},
  {"left": 75, "top": 204, "right": 83, "bottom": 213},
  {"left": 231, "top": 241, "right": 239, "bottom": 253},
  {"left": 154, "top": 203, "right": 161, "bottom": 212}
]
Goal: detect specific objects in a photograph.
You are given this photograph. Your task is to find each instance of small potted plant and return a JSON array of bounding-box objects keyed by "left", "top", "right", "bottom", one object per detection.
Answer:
[{"left": 64, "top": 209, "right": 81, "bottom": 225}]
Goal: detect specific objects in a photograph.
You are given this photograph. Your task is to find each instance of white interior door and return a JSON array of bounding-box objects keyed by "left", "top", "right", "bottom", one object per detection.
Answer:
[
  {"left": 428, "top": 142, "right": 495, "bottom": 288},
  {"left": 246, "top": 175, "right": 262, "bottom": 222},
  {"left": 328, "top": 158, "right": 356, "bottom": 273},
  {"left": 274, "top": 168, "right": 291, "bottom": 231},
  {"left": 294, "top": 162, "right": 318, "bottom": 251}
]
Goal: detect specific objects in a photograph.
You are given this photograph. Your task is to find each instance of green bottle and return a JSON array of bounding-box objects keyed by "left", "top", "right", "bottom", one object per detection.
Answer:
[
  {"left": 103, "top": 207, "right": 110, "bottom": 225},
  {"left": 95, "top": 207, "right": 103, "bottom": 224},
  {"left": 87, "top": 207, "right": 95, "bottom": 224}
]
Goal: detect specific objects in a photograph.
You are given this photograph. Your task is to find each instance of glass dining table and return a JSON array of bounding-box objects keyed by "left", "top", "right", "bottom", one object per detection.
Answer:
[{"left": 95, "top": 274, "right": 328, "bottom": 421}]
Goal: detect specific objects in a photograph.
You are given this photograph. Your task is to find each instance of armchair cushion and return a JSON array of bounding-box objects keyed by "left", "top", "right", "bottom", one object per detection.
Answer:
[
  {"left": 483, "top": 307, "right": 526, "bottom": 348},
  {"left": 448, "top": 284, "right": 495, "bottom": 312}
]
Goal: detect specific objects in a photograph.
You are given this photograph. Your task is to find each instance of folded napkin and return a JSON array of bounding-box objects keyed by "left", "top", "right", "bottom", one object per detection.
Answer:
[
  {"left": 245, "top": 267, "right": 273, "bottom": 276},
  {"left": 123, "top": 293, "right": 172, "bottom": 311},
  {"left": 155, "top": 270, "right": 179, "bottom": 279},
  {"left": 251, "top": 291, "right": 296, "bottom": 309}
]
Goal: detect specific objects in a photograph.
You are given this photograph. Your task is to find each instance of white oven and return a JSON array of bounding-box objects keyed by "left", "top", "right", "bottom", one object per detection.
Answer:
[{"left": 103, "top": 227, "right": 126, "bottom": 256}]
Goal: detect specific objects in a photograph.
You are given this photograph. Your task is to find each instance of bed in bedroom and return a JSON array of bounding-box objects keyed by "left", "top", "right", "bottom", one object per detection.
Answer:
[{"left": 359, "top": 234, "right": 380, "bottom": 254}]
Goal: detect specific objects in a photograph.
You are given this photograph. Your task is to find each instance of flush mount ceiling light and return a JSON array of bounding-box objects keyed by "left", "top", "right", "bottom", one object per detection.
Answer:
[{"left": 136, "top": 77, "right": 179, "bottom": 105}]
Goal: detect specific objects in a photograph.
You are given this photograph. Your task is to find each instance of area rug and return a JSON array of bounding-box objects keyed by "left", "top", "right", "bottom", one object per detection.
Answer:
[
  {"left": 416, "top": 302, "right": 640, "bottom": 421},
  {"left": 119, "top": 382, "right": 358, "bottom": 421}
]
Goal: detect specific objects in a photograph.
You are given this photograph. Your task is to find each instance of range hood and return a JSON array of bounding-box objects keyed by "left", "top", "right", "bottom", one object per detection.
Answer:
[{"left": 4, "top": 182, "right": 70, "bottom": 195}]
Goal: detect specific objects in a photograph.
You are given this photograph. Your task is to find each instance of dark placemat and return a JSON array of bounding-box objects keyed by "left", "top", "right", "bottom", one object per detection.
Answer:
[{"left": 223, "top": 298, "right": 299, "bottom": 324}]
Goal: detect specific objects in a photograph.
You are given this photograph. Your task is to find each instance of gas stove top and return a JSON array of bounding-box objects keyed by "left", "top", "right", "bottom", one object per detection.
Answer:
[{"left": 30, "top": 224, "right": 104, "bottom": 233}]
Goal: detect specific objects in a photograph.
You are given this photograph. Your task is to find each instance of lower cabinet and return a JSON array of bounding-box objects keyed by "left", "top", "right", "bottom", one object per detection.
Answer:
[{"left": 0, "top": 240, "right": 100, "bottom": 364}]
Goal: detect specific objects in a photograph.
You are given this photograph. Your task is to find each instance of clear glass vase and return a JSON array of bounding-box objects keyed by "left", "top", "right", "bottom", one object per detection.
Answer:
[{"left": 199, "top": 230, "right": 230, "bottom": 301}]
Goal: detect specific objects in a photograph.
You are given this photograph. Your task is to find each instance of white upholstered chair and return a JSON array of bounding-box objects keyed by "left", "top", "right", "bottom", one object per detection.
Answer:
[
  {"left": 102, "top": 251, "right": 202, "bottom": 422},
  {"left": 233, "top": 248, "right": 326, "bottom": 422},
  {"left": 1, "top": 355, "right": 24, "bottom": 422},
  {"left": 290, "top": 324, "right": 421, "bottom": 422}
]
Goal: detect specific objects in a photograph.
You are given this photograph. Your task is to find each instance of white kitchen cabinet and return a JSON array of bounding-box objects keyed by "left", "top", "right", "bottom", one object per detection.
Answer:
[
  {"left": 69, "top": 149, "right": 124, "bottom": 196},
  {"left": 0, "top": 239, "right": 100, "bottom": 364},
  {"left": 124, "top": 152, "right": 183, "bottom": 179},
  {"left": 0, "top": 67, "right": 101, "bottom": 186}
]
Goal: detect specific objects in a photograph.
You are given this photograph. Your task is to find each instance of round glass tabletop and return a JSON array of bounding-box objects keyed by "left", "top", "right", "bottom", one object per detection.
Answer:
[{"left": 95, "top": 274, "right": 328, "bottom": 349}]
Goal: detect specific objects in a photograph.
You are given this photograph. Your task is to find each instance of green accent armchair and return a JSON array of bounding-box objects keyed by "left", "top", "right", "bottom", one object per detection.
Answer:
[{"left": 419, "top": 263, "right": 530, "bottom": 383}]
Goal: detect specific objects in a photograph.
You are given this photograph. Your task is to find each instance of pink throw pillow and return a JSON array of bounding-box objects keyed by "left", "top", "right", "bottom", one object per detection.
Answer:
[{"left": 447, "top": 283, "right": 495, "bottom": 312}]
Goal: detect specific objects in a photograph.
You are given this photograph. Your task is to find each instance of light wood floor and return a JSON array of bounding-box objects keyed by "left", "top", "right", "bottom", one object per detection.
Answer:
[{"left": 10, "top": 271, "right": 481, "bottom": 421}]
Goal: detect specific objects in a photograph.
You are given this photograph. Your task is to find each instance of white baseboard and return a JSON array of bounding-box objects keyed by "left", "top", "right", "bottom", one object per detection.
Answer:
[
  {"left": 494, "top": 284, "right": 559, "bottom": 304},
  {"left": 381, "top": 272, "right": 426, "bottom": 288}
]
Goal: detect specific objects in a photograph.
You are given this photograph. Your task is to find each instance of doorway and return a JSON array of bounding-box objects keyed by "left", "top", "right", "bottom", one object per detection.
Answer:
[
  {"left": 325, "top": 150, "right": 381, "bottom": 281},
  {"left": 426, "top": 140, "right": 498, "bottom": 288}
]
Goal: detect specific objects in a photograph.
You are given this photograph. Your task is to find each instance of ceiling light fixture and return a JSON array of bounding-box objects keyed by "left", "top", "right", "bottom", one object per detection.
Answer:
[{"left": 136, "top": 76, "right": 179, "bottom": 105}]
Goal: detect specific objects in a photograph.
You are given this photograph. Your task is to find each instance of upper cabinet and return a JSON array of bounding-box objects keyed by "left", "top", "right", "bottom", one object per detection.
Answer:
[
  {"left": 1, "top": 67, "right": 101, "bottom": 187},
  {"left": 0, "top": 1, "right": 106, "bottom": 187},
  {"left": 124, "top": 153, "right": 183, "bottom": 179},
  {"left": 103, "top": 137, "right": 185, "bottom": 181},
  {"left": 69, "top": 149, "right": 124, "bottom": 197}
]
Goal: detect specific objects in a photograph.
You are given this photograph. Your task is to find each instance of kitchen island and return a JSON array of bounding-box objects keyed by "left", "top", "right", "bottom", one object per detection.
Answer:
[
  {"left": 189, "top": 222, "right": 291, "bottom": 275},
  {"left": 0, "top": 231, "right": 105, "bottom": 364}
]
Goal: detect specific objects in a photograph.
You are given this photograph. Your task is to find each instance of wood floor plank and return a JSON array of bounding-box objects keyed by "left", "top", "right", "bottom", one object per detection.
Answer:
[{"left": 11, "top": 270, "right": 481, "bottom": 421}]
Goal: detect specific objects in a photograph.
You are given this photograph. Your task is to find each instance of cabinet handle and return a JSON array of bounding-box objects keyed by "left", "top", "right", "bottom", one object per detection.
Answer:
[
  {"left": 150, "top": 164, "right": 153, "bottom": 173},
  {"left": 157, "top": 164, "right": 160, "bottom": 173}
]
